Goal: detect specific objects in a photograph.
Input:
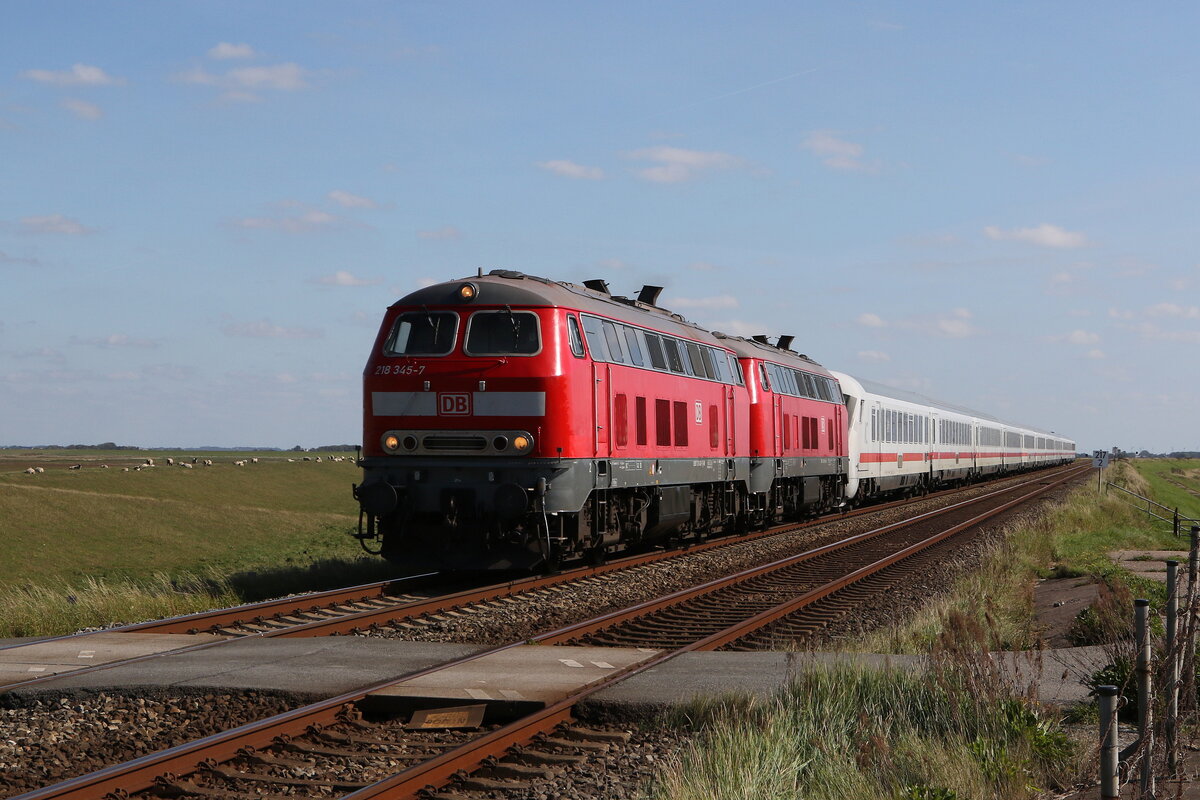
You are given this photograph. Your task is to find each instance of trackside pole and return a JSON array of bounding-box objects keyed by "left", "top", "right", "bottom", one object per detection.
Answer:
[
  {"left": 1167, "top": 560, "right": 1180, "bottom": 775},
  {"left": 1135, "top": 598, "right": 1154, "bottom": 796},
  {"left": 1099, "top": 685, "right": 1120, "bottom": 800}
]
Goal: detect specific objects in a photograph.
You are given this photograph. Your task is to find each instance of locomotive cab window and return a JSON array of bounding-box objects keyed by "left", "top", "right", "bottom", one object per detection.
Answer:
[
  {"left": 384, "top": 311, "right": 459, "bottom": 356},
  {"left": 758, "top": 363, "right": 771, "bottom": 391},
  {"left": 567, "top": 315, "right": 585, "bottom": 358},
  {"left": 465, "top": 310, "right": 541, "bottom": 355}
]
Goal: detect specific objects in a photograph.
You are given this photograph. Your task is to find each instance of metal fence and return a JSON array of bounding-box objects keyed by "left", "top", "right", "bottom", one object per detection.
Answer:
[
  {"left": 1105, "top": 481, "right": 1199, "bottom": 532},
  {"left": 1096, "top": 525, "right": 1199, "bottom": 798}
]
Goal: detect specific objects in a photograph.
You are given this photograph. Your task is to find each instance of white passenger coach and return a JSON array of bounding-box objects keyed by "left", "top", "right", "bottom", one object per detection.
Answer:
[{"left": 830, "top": 371, "right": 1076, "bottom": 503}]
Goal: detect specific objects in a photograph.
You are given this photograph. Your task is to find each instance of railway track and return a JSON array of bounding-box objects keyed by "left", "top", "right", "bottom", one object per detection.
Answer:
[
  {"left": 1, "top": 465, "right": 1081, "bottom": 697},
  {"left": 9, "top": 464, "right": 1087, "bottom": 800}
]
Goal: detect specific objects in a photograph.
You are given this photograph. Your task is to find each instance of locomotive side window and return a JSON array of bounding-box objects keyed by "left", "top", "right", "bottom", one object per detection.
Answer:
[
  {"left": 383, "top": 311, "right": 459, "bottom": 356},
  {"left": 601, "top": 321, "right": 626, "bottom": 363},
  {"left": 568, "top": 315, "right": 585, "bottom": 358},
  {"left": 758, "top": 363, "right": 771, "bottom": 391},
  {"left": 685, "top": 342, "right": 710, "bottom": 379},
  {"left": 710, "top": 348, "right": 731, "bottom": 383},
  {"left": 644, "top": 334, "right": 668, "bottom": 370},
  {"left": 710, "top": 405, "right": 719, "bottom": 448},
  {"left": 623, "top": 326, "right": 645, "bottom": 366},
  {"left": 581, "top": 315, "right": 608, "bottom": 361},
  {"left": 663, "top": 338, "right": 686, "bottom": 374},
  {"left": 465, "top": 310, "right": 541, "bottom": 356},
  {"left": 729, "top": 355, "right": 745, "bottom": 385}
]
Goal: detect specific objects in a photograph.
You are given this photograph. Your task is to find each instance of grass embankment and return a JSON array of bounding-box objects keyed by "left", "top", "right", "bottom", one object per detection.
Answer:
[
  {"left": 0, "top": 451, "right": 396, "bottom": 637},
  {"left": 646, "top": 461, "right": 1191, "bottom": 799},
  {"left": 650, "top": 663, "right": 1076, "bottom": 800}
]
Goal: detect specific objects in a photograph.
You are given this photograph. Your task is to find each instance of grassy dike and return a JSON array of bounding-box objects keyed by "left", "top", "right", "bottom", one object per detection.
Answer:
[
  {"left": 644, "top": 461, "right": 1190, "bottom": 800},
  {"left": 0, "top": 452, "right": 397, "bottom": 637}
]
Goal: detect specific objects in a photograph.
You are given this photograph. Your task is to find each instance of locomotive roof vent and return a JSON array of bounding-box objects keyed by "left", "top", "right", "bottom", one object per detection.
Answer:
[
  {"left": 583, "top": 279, "right": 611, "bottom": 295},
  {"left": 484, "top": 267, "right": 528, "bottom": 280},
  {"left": 777, "top": 335, "right": 795, "bottom": 351},
  {"left": 751, "top": 334, "right": 770, "bottom": 344},
  {"left": 637, "top": 285, "right": 664, "bottom": 306}
]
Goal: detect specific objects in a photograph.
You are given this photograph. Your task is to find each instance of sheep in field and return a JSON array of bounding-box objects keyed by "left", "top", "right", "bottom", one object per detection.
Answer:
[
  {"left": 35, "top": 466, "right": 44, "bottom": 473},
  {"left": 23, "top": 467, "right": 35, "bottom": 474},
  {"left": 166, "top": 457, "right": 175, "bottom": 466}
]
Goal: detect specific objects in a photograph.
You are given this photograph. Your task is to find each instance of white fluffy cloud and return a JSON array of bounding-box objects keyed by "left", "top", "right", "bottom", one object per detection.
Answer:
[
  {"left": 858, "top": 350, "right": 891, "bottom": 362},
  {"left": 208, "top": 42, "right": 257, "bottom": 60},
  {"left": 1051, "top": 329, "right": 1101, "bottom": 345},
  {"left": 625, "top": 146, "right": 744, "bottom": 183},
  {"left": 21, "top": 64, "right": 125, "bottom": 87},
  {"left": 175, "top": 62, "right": 311, "bottom": 102},
  {"left": 20, "top": 214, "right": 95, "bottom": 235},
  {"left": 857, "top": 312, "right": 887, "bottom": 328},
  {"left": 983, "top": 223, "right": 1088, "bottom": 249},
  {"left": 538, "top": 160, "right": 604, "bottom": 180},
  {"left": 418, "top": 226, "right": 462, "bottom": 240},
  {"left": 1146, "top": 302, "right": 1200, "bottom": 319},
  {"left": 801, "top": 130, "right": 876, "bottom": 172},
  {"left": 70, "top": 333, "right": 158, "bottom": 349},
  {"left": 232, "top": 209, "right": 338, "bottom": 233},
  {"left": 316, "top": 270, "right": 381, "bottom": 287},
  {"left": 62, "top": 98, "right": 103, "bottom": 119},
  {"left": 328, "top": 190, "right": 378, "bottom": 209}
]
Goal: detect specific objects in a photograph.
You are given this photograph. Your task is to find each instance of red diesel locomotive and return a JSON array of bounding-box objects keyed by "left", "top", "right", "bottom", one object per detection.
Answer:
[{"left": 353, "top": 270, "right": 848, "bottom": 570}]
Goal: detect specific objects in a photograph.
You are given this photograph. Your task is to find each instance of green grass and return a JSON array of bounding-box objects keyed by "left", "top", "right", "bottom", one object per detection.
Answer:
[
  {"left": 1121, "top": 458, "right": 1200, "bottom": 525},
  {"left": 648, "top": 663, "right": 1077, "bottom": 800},
  {"left": 0, "top": 450, "right": 405, "bottom": 636}
]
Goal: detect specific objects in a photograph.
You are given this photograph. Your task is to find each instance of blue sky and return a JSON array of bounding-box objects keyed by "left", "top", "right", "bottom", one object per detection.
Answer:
[{"left": 2, "top": 3, "right": 1197, "bottom": 452}]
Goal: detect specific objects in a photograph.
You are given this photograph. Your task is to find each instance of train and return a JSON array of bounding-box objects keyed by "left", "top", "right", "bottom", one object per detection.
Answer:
[{"left": 352, "top": 270, "right": 1075, "bottom": 571}]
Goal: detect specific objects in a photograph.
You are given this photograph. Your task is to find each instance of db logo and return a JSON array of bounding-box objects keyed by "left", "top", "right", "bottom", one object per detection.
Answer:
[{"left": 438, "top": 393, "right": 472, "bottom": 416}]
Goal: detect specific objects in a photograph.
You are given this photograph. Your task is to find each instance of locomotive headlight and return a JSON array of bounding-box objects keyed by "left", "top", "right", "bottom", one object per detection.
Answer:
[
  {"left": 458, "top": 282, "right": 478, "bottom": 301},
  {"left": 382, "top": 434, "right": 401, "bottom": 453},
  {"left": 512, "top": 434, "right": 533, "bottom": 453}
]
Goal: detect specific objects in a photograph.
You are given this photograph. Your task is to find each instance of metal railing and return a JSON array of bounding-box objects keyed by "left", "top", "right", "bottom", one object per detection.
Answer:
[{"left": 1105, "top": 481, "right": 1199, "bottom": 533}]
